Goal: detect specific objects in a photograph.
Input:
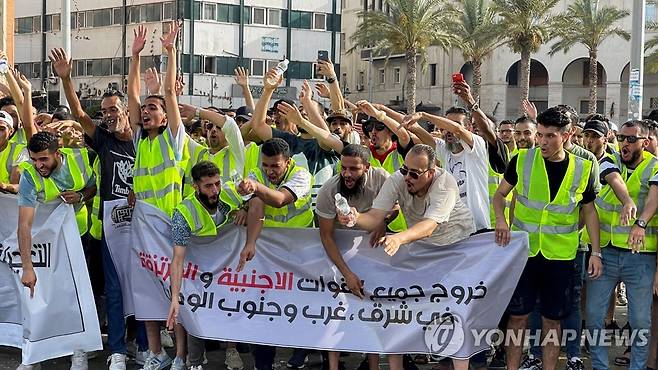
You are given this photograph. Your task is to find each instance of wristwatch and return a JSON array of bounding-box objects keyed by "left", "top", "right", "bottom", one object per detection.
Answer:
[
  {"left": 591, "top": 251, "right": 602, "bottom": 258},
  {"left": 468, "top": 102, "right": 479, "bottom": 112},
  {"left": 635, "top": 219, "right": 648, "bottom": 229},
  {"left": 326, "top": 76, "right": 336, "bottom": 84},
  {"left": 77, "top": 191, "right": 85, "bottom": 203}
]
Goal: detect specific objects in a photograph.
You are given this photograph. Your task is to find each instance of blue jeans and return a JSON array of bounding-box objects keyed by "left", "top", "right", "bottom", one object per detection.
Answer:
[
  {"left": 101, "top": 234, "right": 148, "bottom": 354},
  {"left": 529, "top": 251, "right": 586, "bottom": 359},
  {"left": 586, "top": 247, "right": 655, "bottom": 370}
]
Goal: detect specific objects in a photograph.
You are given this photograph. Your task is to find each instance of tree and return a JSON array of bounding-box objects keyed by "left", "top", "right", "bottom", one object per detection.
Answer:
[
  {"left": 492, "top": 0, "right": 560, "bottom": 112},
  {"left": 349, "top": 0, "right": 454, "bottom": 113},
  {"left": 549, "top": 0, "right": 629, "bottom": 115},
  {"left": 447, "top": 0, "right": 503, "bottom": 103},
  {"left": 644, "top": 22, "right": 658, "bottom": 74}
]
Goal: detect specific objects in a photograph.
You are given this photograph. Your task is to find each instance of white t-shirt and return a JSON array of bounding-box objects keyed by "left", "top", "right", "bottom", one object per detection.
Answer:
[{"left": 435, "top": 134, "right": 490, "bottom": 230}]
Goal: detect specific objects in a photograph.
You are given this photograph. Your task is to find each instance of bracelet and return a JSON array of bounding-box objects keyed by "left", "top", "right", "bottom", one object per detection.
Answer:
[
  {"left": 591, "top": 251, "right": 602, "bottom": 258},
  {"left": 77, "top": 191, "right": 85, "bottom": 203},
  {"left": 376, "top": 111, "right": 386, "bottom": 122},
  {"left": 326, "top": 76, "right": 336, "bottom": 84}
]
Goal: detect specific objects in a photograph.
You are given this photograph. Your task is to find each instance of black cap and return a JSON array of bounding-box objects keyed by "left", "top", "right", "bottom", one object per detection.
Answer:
[
  {"left": 273, "top": 99, "right": 295, "bottom": 110},
  {"left": 235, "top": 106, "right": 253, "bottom": 121},
  {"left": 583, "top": 120, "right": 609, "bottom": 137}
]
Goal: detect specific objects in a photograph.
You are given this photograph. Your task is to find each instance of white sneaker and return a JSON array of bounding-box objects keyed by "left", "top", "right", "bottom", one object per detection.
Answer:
[
  {"left": 71, "top": 350, "right": 88, "bottom": 370},
  {"left": 225, "top": 348, "right": 244, "bottom": 370},
  {"left": 141, "top": 349, "right": 173, "bottom": 370},
  {"left": 16, "top": 364, "right": 41, "bottom": 370},
  {"left": 135, "top": 349, "right": 150, "bottom": 366},
  {"left": 190, "top": 366, "right": 203, "bottom": 370},
  {"left": 170, "top": 357, "right": 186, "bottom": 370},
  {"left": 108, "top": 353, "right": 127, "bottom": 370},
  {"left": 160, "top": 329, "right": 174, "bottom": 348}
]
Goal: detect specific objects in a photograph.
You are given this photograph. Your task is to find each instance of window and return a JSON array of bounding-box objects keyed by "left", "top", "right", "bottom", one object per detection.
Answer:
[
  {"left": 268, "top": 9, "right": 281, "bottom": 26},
  {"left": 251, "top": 60, "right": 265, "bottom": 76},
  {"left": 379, "top": 68, "right": 385, "bottom": 84},
  {"left": 267, "top": 60, "right": 279, "bottom": 73},
  {"left": 394, "top": 67, "right": 401, "bottom": 84},
  {"left": 340, "top": 33, "right": 346, "bottom": 53},
  {"left": 204, "top": 3, "right": 216, "bottom": 20},
  {"left": 93, "top": 9, "right": 112, "bottom": 27},
  {"left": 113, "top": 8, "right": 124, "bottom": 25},
  {"left": 647, "top": 2, "right": 657, "bottom": 22},
  {"left": 205, "top": 56, "right": 216, "bottom": 74},
  {"left": 53, "top": 14, "right": 60, "bottom": 31},
  {"left": 359, "top": 71, "right": 365, "bottom": 86},
  {"left": 253, "top": 8, "right": 266, "bottom": 25},
  {"left": 77, "top": 60, "right": 86, "bottom": 76},
  {"left": 129, "top": 6, "right": 141, "bottom": 23},
  {"left": 312, "top": 63, "right": 322, "bottom": 80},
  {"left": 16, "top": 18, "right": 32, "bottom": 33},
  {"left": 144, "top": 3, "right": 162, "bottom": 22},
  {"left": 430, "top": 63, "right": 437, "bottom": 86},
  {"left": 112, "top": 58, "right": 123, "bottom": 75},
  {"left": 579, "top": 100, "right": 605, "bottom": 114},
  {"left": 163, "top": 2, "right": 174, "bottom": 20},
  {"left": 32, "top": 63, "right": 41, "bottom": 79},
  {"left": 86, "top": 60, "right": 94, "bottom": 75},
  {"left": 44, "top": 15, "right": 52, "bottom": 32},
  {"left": 33, "top": 16, "right": 41, "bottom": 32},
  {"left": 75, "top": 12, "right": 85, "bottom": 28},
  {"left": 313, "top": 13, "right": 326, "bottom": 30}
]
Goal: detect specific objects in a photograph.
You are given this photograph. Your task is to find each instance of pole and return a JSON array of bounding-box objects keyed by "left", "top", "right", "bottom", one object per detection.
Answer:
[
  {"left": 368, "top": 50, "right": 373, "bottom": 102},
  {"left": 60, "top": 0, "right": 71, "bottom": 108},
  {"left": 627, "top": 0, "right": 645, "bottom": 120}
]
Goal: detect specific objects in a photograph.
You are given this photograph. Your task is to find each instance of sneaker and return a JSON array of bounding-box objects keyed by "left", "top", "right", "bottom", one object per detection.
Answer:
[
  {"left": 286, "top": 349, "right": 310, "bottom": 369},
  {"left": 170, "top": 357, "right": 186, "bottom": 370},
  {"left": 108, "top": 353, "right": 128, "bottom": 370},
  {"left": 566, "top": 358, "right": 585, "bottom": 370},
  {"left": 190, "top": 367, "right": 204, "bottom": 370},
  {"left": 142, "top": 350, "right": 173, "bottom": 370},
  {"left": 225, "top": 348, "right": 245, "bottom": 370},
  {"left": 519, "top": 354, "right": 542, "bottom": 370},
  {"left": 71, "top": 351, "right": 88, "bottom": 370},
  {"left": 16, "top": 365, "right": 41, "bottom": 370},
  {"left": 135, "top": 350, "right": 150, "bottom": 366},
  {"left": 161, "top": 329, "right": 175, "bottom": 348}
]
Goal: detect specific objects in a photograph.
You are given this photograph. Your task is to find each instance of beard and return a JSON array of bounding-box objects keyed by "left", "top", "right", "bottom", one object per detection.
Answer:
[
  {"left": 197, "top": 192, "right": 219, "bottom": 210},
  {"left": 446, "top": 140, "right": 463, "bottom": 153},
  {"left": 338, "top": 174, "right": 366, "bottom": 199},
  {"left": 621, "top": 148, "right": 642, "bottom": 167},
  {"left": 38, "top": 162, "right": 58, "bottom": 178}
]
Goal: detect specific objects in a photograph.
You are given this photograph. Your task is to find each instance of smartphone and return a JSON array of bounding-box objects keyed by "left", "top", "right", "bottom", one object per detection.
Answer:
[
  {"left": 452, "top": 73, "right": 464, "bottom": 83},
  {"left": 318, "top": 50, "right": 329, "bottom": 62}
]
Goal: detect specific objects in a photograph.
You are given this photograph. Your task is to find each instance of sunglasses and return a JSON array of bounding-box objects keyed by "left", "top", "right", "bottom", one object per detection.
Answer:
[
  {"left": 617, "top": 134, "right": 646, "bottom": 143},
  {"left": 399, "top": 166, "right": 429, "bottom": 180},
  {"left": 205, "top": 122, "right": 219, "bottom": 131}
]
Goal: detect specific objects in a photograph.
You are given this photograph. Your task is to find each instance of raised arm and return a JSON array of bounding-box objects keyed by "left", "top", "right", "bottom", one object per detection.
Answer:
[
  {"left": 415, "top": 111, "right": 473, "bottom": 148},
  {"left": 3, "top": 60, "right": 24, "bottom": 110},
  {"left": 161, "top": 22, "right": 182, "bottom": 136},
  {"left": 250, "top": 68, "right": 281, "bottom": 141},
  {"left": 234, "top": 67, "right": 255, "bottom": 110},
  {"left": 453, "top": 81, "right": 496, "bottom": 145},
  {"left": 278, "top": 102, "right": 343, "bottom": 153},
  {"left": 13, "top": 71, "right": 37, "bottom": 140},
  {"left": 300, "top": 80, "right": 330, "bottom": 132},
  {"left": 49, "top": 48, "right": 95, "bottom": 137},
  {"left": 357, "top": 100, "right": 411, "bottom": 147},
  {"left": 317, "top": 60, "right": 344, "bottom": 112},
  {"left": 374, "top": 104, "right": 405, "bottom": 123},
  {"left": 402, "top": 115, "right": 436, "bottom": 147},
  {"left": 128, "top": 25, "right": 147, "bottom": 131}
]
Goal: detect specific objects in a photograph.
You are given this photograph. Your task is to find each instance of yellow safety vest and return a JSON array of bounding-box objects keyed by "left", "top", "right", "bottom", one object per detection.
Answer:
[
  {"left": 594, "top": 151, "right": 658, "bottom": 251},
  {"left": 133, "top": 130, "right": 183, "bottom": 217},
  {"left": 512, "top": 148, "right": 592, "bottom": 260},
  {"left": 89, "top": 157, "right": 102, "bottom": 240},
  {"left": 175, "top": 182, "right": 242, "bottom": 237},
  {"left": 181, "top": 135, "right": 209, "bottom": 198},
  {"left": 20, "top": 147, "right": 93, "bottom": 235},
  {"left": 203, "top": 142, "right": 261, "bottom": 184},
  {"left": 0, "top": 141, "right": 25, "bottom": 183},
  {"left": 9, "top": 128, "right": 26, "bottom": 145},
  {"left": 251, "top": 161, "right": 314, "bottom": 228}
]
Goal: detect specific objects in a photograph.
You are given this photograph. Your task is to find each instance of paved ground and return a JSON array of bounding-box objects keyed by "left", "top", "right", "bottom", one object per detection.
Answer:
[{"left": 0, "top": 307, "right": 632, "bottom": 370}]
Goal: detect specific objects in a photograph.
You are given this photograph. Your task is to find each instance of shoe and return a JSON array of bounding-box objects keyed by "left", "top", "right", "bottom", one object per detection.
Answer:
[
  {"left": 225, "top": 348, "right": 244, "bottom": 370},
  {"left": 16, "top": 365, "right": 41, "bottom": 370},
  {"left": 617, "top": 283, "right": 628, "bottom": 306},
  {"left": 170, "top": 357, "right": 186, "bottom": 370},
  {"left": 161, "top": 329, "right": 175, "bottom": 348},
  {"left": 135, "top": 350, "right": 150, "bottom": 366},
  {"left": 141, "top": 350, "right": 173, "bottom": 370},
  {"left": 489, "top": 348, "right": 506, "bottom": 368},
  {"left": 566, "top": 358, "right": 585, "bottom": 370},
  {"left": 286, "top": 349, "right": 310, "bottom": 369},
  {"left": 190, "top": 367, "right": 203, "bottom": 370},
  {"left": 108, "top": 353, "right": 128, "bottom": 370},
  {"left": 71, "top": 350, "right": 88, "bottom": 370},
  {"left": 519, "top": 354, "right": 542, "bottom": 370}
]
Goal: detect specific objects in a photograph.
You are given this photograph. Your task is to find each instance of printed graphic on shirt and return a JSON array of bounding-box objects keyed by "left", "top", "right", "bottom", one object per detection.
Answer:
[
  {"left": 448, "top": 157, "right": 467, "bottom": 199},
  {"left": 112, "top": 150, "right": 134, "bottom": 197}
]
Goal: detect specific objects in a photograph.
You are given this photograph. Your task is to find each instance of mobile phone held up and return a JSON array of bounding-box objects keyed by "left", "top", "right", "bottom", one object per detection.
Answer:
[
  {"left": 318, "top": 50, "right": 329, "bottom": 62},
  {"left": 452, "top": 73, "right": 464, "bottom": 84}
]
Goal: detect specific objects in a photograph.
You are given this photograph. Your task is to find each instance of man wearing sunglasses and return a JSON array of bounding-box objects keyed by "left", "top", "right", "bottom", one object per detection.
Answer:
[{"left": 584, "top": 119, "right": 658, "bottom": 370}]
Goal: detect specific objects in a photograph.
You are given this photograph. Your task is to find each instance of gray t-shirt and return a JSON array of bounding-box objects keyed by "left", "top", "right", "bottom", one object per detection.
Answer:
[
  {"left": 315, "top": 167, "right": 390, "bottom": 227},
  {"left": 372, "top": 169, "right": 475, "bottom": 245}
]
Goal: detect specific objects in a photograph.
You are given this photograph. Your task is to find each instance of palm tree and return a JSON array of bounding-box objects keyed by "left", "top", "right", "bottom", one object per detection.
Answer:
[
  {"left": 447, "top": 0, "right": 504, "bottom": 103},
  {"left": 549, "top": 0, "right": 629, "bottom": 115},
  {"left": 349, "top": 0, "right": 454, "bottom": 113},
  {"left": 644, "top": 22, "right": 658, "bottom": 73},
  {"left": 492, "top": 0, "right": 560, "bottom": 112}
]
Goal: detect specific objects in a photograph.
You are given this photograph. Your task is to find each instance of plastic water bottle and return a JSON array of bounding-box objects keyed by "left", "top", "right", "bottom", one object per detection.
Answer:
[
  {"left": 267, "top": 59, "right": 289, "bottom": 85},
  {"left": 335, "top": 193, "right": 356, "bottom": 227},
  {"left": 0, "top": 58, "right": 8, "bottom": 74}
]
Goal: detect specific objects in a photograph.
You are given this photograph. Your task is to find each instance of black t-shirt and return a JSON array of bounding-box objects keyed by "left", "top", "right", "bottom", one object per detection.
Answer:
[
  {"left": 488, "top": 137, "right": 509, "bottom": 174},
  {"left": 272, "top": 128, "right": 339, "bottom": 175},
  {"left": 88, "top": 128, "right": 136, "bottom": 215},
  {"left": 504, "top": 153, "right": 596, "bottom": 204}
]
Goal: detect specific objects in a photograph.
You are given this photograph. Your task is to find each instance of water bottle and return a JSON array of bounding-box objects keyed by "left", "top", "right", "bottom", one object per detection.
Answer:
[
  {"left": 335, "top": 193, "right": 356, "bottom": 227},
  {"left": 267, "top": 59, "right": 289, "bottom": 85},
  {"left": 0, "top": 58, "right": 8, "bottom": 74}
]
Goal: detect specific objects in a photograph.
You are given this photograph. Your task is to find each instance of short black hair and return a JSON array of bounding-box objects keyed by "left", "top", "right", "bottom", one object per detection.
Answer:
[
  {"left": 515, "top": 115, "right": 536, "bottom": 125},
  {"left": 28, "top": 131, "right": 60, "bottom": 153},
  {"left": 273, "top": 99, "right": 295, "bottom": 111},
  {"left": 621, "top": 120, "right": 650, "bottom": 137},
  {"left": 554, "top": 104, "right": 579, "bottom": 125},
  {"left": 0, "top": 97, "right": 15, "bottom": 109},
  {"left": 261, "top": 138, "right": 290, "bottom": 159},
  {"left": 645, "top": 119, "right": 658, "bottom": 138},
  {"left": 499, "top": 119, "right": 515, "bottom": 128},
  {"left": 649, "top": 109, "right": 658, "bottom": 123},
  {"left": 408, "top": 144, "right": 436, "bottom": 169},
  {"left": 102, "top": 90, "right": 127, "bottom": 108},
  {"left": 52, "top": 111, "right": 74, "bottom": 121},
  {"left": 445, "top": 107, "right": 469, "bottom": 116},
  {"left": 145, "top": 95, "right": 166, "bottom": 110},
  {"left": 585, "top": 113, "right": 609, "bottom": 123},
  {"left": 191, "top": 160, "right": 220, "bottom": 183},
  {"left": 536, "top": 107, "right": 571, "bottom": 130},
  {"left": 341, "top": 144, "right": 371, "bottom": 164}
]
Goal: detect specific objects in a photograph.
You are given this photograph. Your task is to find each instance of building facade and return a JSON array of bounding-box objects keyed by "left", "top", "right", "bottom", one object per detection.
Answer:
[
  {"left": 14, "top": 0, "right": 341, "bottom": 110},
  {"left": 340, "top": 0, "right": 658, "bottom": 123}
]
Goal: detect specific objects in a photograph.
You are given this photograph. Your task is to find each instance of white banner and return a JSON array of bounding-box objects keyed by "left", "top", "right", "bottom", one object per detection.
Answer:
[
  {"left": 0, "top": 194, "right": 102, "bottom": 365},
  {"left": 105, "top": 199, "right": 529, "bottom": 358}
]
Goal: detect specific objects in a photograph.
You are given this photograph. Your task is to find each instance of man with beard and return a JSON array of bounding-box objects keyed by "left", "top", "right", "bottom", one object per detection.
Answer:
[
  {"left": 498, "top": 120, "right": 517, "bottom": 154},
  {"left": 166, "top": 161, "right": 249, "bottom": 370},
  {"left": 315, "top": 144, "right": 389, "bottom": 370},
  {"left": 17, "top": 132, "right": 96, "bottom": 370},
  {"left": 50, "top": 47, "right": 147, "bottom": 370},
  {"left": 644, "top": 119, "right": 658, "bottom": 156},
  {"left": 585, "top": 120, "right": 658, "bottom": 370},
  {"left": 328, "top": 109, "right": 359, "bottom": 144},
  {"left": 514, "top": 116, "right": 537, "bottom": 150},
  {"left": 494, "top": 107, "right": 602, "bottom": 370},
  {"left": 337, "top": 144, "right": 474, "bottom": 370}
]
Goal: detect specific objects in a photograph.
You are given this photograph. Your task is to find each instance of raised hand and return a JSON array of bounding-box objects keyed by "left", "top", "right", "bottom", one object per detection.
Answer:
[
  {"left": 143, "top": 67, "right": 162, "bottom": 95},
  {"left": 14, "top": 69, "right": 32, "bottom": 92},
  {"left": 132, "top": 24, "right": 148, "bottom": 56},
  {"left": 160, "top": 21, "right": 181, "bottom": 51},
  {"left": 177, "top": 103, "right": 197, "bottom": 122},
  {"left": 263, "top": 68, "right": 282, "bottom": 90},
  {"left": 522, "top": 99, "right": 537, "bottom": 120},
  {"left": 316, "top": 59, "right": 337, "bottom": 79},
  {"left": 49, "top": 48, "right": 73, "bottom": 79},
  {"left": 355, "top": 100, "right": 381, "bottom": 118},
  {"left": 234, "top": 67, "right": 250, "bottom": 87},
  {"left": 277, "top": 102, "right": 303, "bottom": 125},
  {"left": 315, "top": 82, "right": 330, "bottom": 98},
  {"left": 299, "top": 80, "right": 313, "bottom": 104},
  {"left": 401, "top": 112, "right": 423, "bottom": 129},
  {"left": 174, "top": 75, "right": 185, "bottom": 96}
]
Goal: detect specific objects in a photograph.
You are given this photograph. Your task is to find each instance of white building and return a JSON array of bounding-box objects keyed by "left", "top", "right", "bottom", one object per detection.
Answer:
[
  {"left": 340, "top": 0, "right": 658, "bottom": 123},
  {"left": 13, "top": 0, "right": 342, "bottom": 111}
]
